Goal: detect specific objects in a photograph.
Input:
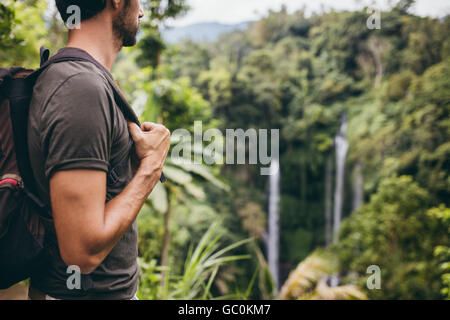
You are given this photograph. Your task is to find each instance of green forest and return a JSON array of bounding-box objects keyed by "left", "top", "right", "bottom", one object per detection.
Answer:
[{"left": 0, "top": 0, "right": 449, "bottom": 300}]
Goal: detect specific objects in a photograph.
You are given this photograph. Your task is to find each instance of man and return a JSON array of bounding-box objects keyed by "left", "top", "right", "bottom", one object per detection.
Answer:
[{"left": 27, "top": 0, "right": 170, "bottom": 299}]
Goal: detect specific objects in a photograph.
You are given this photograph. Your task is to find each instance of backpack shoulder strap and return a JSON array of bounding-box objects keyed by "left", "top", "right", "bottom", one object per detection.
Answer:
[{"left": 40, "top": 46, "right": 50, "bottom": 67}]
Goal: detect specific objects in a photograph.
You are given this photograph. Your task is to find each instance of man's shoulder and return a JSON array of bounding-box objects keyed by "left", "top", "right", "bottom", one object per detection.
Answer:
[
  {"left": 35, "top": 60, "right": 111, "bottom": 98},
  {"left": 43, "top": 57, "right": 106, "bottom": 79},
  {"left": 30, "top": 60, "right": 117, "bottom": 124}
]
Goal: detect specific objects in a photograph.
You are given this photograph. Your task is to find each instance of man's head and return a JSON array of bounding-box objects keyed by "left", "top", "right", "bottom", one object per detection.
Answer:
[{"left": 55, "top": 0, "right": 144, "bottom": 47}]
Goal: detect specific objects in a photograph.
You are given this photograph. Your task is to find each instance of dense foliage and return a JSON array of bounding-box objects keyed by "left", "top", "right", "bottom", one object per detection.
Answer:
[
  {"left": 157, "top": 4, "right": 449, "bottom": 299},
  {"left": 0, "top": 0, "right": 448, "bottom": 300}
]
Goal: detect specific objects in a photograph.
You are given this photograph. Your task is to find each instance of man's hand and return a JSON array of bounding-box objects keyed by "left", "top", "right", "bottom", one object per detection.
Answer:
[{"left": 128, "top": 122, "right": 170, "bottom": 176}]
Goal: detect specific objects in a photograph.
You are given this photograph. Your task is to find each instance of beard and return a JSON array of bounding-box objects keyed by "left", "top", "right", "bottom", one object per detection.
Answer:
[{"left": 112, "top": 7, "right": 139, "bottom": 47}]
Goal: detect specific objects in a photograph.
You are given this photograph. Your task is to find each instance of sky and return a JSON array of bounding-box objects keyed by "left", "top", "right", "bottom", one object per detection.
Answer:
[{"left": 166, "top": 0, "right": 450, "bottom": 27}]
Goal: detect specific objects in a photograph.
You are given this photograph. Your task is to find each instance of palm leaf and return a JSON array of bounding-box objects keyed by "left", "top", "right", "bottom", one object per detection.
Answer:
[
  {"left": 279, "top": 252, "right": 367, "bottom": 300},
  {"left": 163, "top": 165, "right": 193, "bottom": 185},
  {"left": 166, "top": 159, "right": 229, "bottom": 191},
  {"left": 147, "top": 182, "right": 168, "bottom": 212},
  {"left": 279, "top": 253, "right": 331, "bottom": 300},
  {"left": 310, "top": 279, "right": 368, "bottom": 300}
]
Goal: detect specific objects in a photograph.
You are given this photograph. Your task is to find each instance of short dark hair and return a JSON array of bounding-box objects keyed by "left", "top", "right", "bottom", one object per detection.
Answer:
[{"left": 55, "top": 0, "right": 107, "bottom": 23}]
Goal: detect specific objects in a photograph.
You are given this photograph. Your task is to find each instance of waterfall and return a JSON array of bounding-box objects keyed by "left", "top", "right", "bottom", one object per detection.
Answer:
[
  {"left": 352, "top": 158, "right": 363, "bottom": 211},
  {"left": 324, "top": 154, "right": 333, "bottom": 246},
  {"left": 329, "top": 114, "right": 349, "bottom": 287},
  {"left": 333, "top": 114, "right": 349, "bottom": 244},
  {"left": 268, "top": 158, "right": 280, "bottom": 293}
]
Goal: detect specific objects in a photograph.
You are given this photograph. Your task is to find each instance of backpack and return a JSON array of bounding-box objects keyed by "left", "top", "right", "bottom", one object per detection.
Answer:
[{"left": 0, "top": 46, "right": 163, "bottom": 289}]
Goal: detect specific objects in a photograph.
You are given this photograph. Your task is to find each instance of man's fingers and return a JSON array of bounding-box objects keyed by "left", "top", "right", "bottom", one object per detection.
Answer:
[
  {"left": 127, "top": 122, "right": 142, "bottom": 140},
  {"left": 141, "top": 122, "right": 158, "bottom": 132}
]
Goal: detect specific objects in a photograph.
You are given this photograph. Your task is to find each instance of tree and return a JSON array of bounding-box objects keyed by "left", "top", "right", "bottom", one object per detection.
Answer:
[
  {"left": 137, "top": 0, "right": 189, "bottom": 72},
  {"left": 147, "top": 155, "right": 229, "bottom": 289},
  {"left": 0, "top": 0, "right": 47, "bottom": 67},
  {"left": 127, "top": 69, "right": 229, "bottom": 289},
  {"left": 336, "top": 176, "right": 446, "bottom": 299},
  {"left": 0, "top": 3, "right": 15, "bottom": 50},
  {"left": 394, "top": 0, "right": 416, "bottom": 15},
  {"left": 428, "top": 206, "right": 450, "bottom": 299}
]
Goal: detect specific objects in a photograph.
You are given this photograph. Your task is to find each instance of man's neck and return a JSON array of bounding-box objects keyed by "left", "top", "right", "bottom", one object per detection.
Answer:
[{"left": 65, "top": 18, "right": 121, "bottom": 71}]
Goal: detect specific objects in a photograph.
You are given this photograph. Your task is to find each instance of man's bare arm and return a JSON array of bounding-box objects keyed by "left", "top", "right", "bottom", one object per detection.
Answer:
[{"left": 50, "top": 122, "right": 170, "bottom": 274}]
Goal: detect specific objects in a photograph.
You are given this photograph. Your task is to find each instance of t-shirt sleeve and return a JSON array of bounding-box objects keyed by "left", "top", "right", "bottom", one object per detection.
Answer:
[{"left": 40, "top": 72, "right": 113, "bottom": 179}]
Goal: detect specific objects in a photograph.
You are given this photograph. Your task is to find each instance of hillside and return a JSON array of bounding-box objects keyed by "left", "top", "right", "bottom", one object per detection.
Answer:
[{"left": 161, "top": 21, "right": 252, "bottom": 43}]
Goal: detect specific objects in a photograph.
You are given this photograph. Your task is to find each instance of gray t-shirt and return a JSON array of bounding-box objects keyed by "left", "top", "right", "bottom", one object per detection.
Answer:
[{"left": 27, "top": 48, "right": 139, "bottom": 299}]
